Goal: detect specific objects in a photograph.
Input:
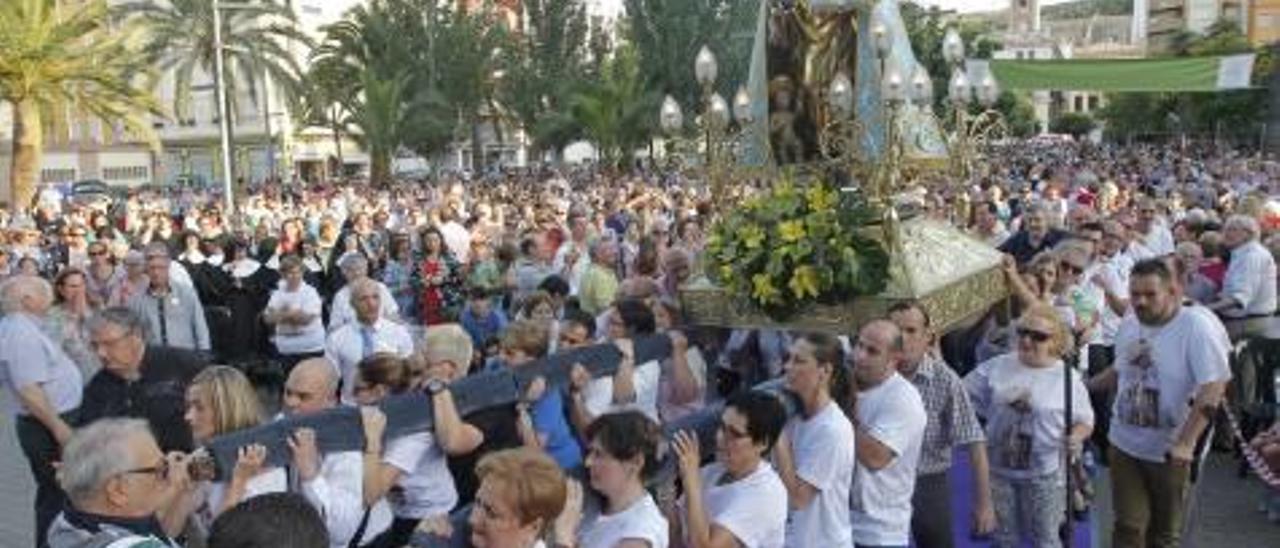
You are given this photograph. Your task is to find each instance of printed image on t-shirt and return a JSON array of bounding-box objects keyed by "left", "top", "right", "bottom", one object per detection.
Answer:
[
  {"left": 1118, "top": 339, "right": 1162, "bottom": 428},
  {"left": 998, "top": 404, "right": 1034, "bottom": 470}
]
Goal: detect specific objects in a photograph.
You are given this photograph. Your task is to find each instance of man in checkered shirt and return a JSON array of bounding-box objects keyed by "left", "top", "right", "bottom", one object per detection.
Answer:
[{"left": 890, "top": 301, "right": 995, "bottom": 547}]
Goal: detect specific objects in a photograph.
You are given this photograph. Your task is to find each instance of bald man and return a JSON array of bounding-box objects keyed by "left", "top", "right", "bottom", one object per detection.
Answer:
[
  {"left": 280, "top": 358, "right": 390, "bottom": 547},
  {"left": 849, "top": 319, "right": 928, "bottom": 548}
]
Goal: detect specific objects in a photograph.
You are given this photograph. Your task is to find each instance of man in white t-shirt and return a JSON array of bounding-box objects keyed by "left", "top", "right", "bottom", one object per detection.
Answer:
[
  {"left": 1135, "top": 199, "right": 1175, "bottom": 257},
  {"left": 1207, "top": 215, "right": 1277, "bottom": 409},
  {"left": 849, "top": 320, "right": 928, "bottom": 548},
  {"left": 1097, "top": 259, "right": 1231, "bottom": 548}
]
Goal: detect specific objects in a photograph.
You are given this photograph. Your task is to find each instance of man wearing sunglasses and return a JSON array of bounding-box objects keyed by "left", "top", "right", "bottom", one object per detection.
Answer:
[{"left": 47, "top": 418, "right": 194, "bottom": 548}]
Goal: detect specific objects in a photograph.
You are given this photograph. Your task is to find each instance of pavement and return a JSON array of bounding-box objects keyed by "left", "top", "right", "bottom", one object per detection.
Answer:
[{"left": 0, "top": 391, "right": 1276, "bottom": 547}]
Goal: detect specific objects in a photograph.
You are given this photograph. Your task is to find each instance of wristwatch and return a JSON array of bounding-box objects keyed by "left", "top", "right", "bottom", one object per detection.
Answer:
[{"left": 424, "top": 378, "right": 448, "bottom": 396}]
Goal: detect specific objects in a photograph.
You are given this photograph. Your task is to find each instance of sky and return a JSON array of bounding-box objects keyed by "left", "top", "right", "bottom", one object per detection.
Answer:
[{"left": 588, "top": 0, "right": 1081, "bottom": 17}]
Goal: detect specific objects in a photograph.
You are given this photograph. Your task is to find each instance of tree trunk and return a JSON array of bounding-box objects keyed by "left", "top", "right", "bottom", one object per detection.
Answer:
[
  {"left": 1267, "top": 41, "right": 1280, "bottom": 157},
  {"left": 332, "top": 106, "right": 345, "bottom": 181},
  {"left": 8, "top": 99, "right": 42, "bottom": 213},
  {"left": 370, "top": 148, "right": 391, "bottom": 188},
  {"left": 471, "top": 116, "right": 484, "bottom": 174}
]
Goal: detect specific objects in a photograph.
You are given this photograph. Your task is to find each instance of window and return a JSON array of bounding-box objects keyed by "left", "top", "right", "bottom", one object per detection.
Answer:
[
  {"left": 1074, "top": 96, "right": 1084, "bottom": 111},
  {"left": 102, "top": 166, "right": 149, "bottom": 181},
  {"left": 41, "top": 168, "right": 76, "bottom": 184},
  {"left": 1088, "top": 96, "right": 1100, "bottom": 111}
]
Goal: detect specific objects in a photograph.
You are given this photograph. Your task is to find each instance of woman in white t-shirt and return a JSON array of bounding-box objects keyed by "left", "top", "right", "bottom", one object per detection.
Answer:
[
  {"left": 672, "top": 390, "right": 789, "bottom": 548},
  {"left": 354, "top": 354, "right": 457, "bottom": 547},
  {"left": 774, "top": 332, "right": 856, "bottom": 548},
  {"left": 568, "top": 411, "right": 669, "bottom": 548},
  {"left": 963, "top": 305, "right": 1094, "bottom": 548},
  {"left": 263, "top": 256, "right": 326, "bottom": 373},
  {"left": 183, "top": 366, "right": 287, "bottom": 538}
]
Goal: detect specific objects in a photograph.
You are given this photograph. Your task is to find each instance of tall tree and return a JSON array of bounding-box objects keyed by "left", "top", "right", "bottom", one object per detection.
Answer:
[
  {"left": 0, "top": 0, "right": 161, "bottom": 211},
  {"left": 499, "top": 0, "right": 592, "bottom": 162},
  {"left": 345, "top": 68, "right": 410, "bottom": 186},
  {"left": 623, "top": 0, "right": 757, "bottom": 116},
  {"left": 122, "top": 0, "right": 312, "bottom": 124},
  {"left": 569, "top": 45, "right": 658, "bottom": 167}
]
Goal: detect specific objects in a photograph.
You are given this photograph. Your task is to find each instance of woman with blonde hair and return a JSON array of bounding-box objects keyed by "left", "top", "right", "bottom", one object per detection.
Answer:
[
  {"left": 468, "top": 448, "right": 570, "bottom": 548},
  {"left": 963, "top": 305, "right": 1093, "bottom": 548},
  {"left": 184, "top": 365, "right": 285, "bottom": 534}
]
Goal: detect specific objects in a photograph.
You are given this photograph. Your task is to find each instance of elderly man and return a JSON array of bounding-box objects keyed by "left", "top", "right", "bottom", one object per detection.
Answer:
[
  {"left": 46, "top": 418, "right": 194, "bottom": 547},
  {"left": 1209, "top": 214, "right": 1278, "bottom": 408},
  {"left": 0, "top": 276, "right": 84, "bottom": 547},
  {"left": 80, "top": 307, "right": 208, "bottom": 452},
  {"left": 1135, "top": 198, "right": 1176, "bottom": 258},
  {"left": 280, "top": 358, "right": 391, "bottom": 546},
  {"left": 328, "top": 254, "right": 399, "bottom": 332},
  {"left": 577, "top": 238, "right": 619, "bottom": 316},
  {"left": 849, "top": 319, "right": 928, "bottom": 548},
  {"left": 128, "top": 243, "right": 209, "bottom": 351},
  {"left": 998, "top": 201, "right": 1068, "bottom": 265},
  {"left": 325, "top": 279, "right": 413, "bottom": 403}
]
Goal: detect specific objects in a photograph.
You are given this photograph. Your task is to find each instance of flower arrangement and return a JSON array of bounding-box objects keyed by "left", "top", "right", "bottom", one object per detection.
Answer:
[{"left": 704, "top": 177, "right": 890, "bottom": 319}]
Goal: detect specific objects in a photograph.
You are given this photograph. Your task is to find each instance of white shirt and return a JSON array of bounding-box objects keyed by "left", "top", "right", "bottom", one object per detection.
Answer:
[
  {"left": 196, "top": 468, "right": 287, "bottom": 533},
  {"left": 382, "top": 431, "right": 457, "bottom": 520},
  {"left": 581, "top": 360, "right": 662, "bottom": 423},
  {"left": 1222, "top": 240, "right": 1278, "bottom": 317},
  {"left": 683, "top": 461, "right": 787, "bottom": 548},
  {"left": 294, "top": 450, "right": 390, "bottom": 548},
  {"left": 0, "top": 312, "right": 84, "bottom": 416},
  {"left": 328, "top": 281, "right": 401, "bottom": 332},
  {"left": 783, "top": 401, "right": 855, "bottom": 548},
  {"left": 1142, "top": 220, "right": 1175, "bottom": 257},
  {"left": 1109, "top": 306, "right": 1232, "bottom": 463},
  {"left": 1093, "top": 254, "right": 1131, "bottom": 346},
  {"left": 439, "top": 221, "right": 471, "bottom": 264},
  {"left": 964, "top": 354, "right": 1094, "bottom": 479},
  {"left": 325, "top": 318, "right": 415, "bottom": 403},
  {"left": 267, "top": 282, "right": 326, "bottom": 355},
  {"left": 850, "top": 373, "right": 927, "bottom": 546},
  {"left": 579, "top": 494, "right": 669, "bottom": 548}
]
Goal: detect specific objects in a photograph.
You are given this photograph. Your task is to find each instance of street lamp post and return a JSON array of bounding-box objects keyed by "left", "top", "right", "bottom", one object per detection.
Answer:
[{"left": 212, "top": 0, "right": 234, "bottom": 213}]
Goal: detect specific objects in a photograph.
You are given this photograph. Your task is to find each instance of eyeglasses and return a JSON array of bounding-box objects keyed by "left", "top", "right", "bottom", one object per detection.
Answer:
[
  {"left": 119, "top": 459, "right": 169, "bottom": 481},
  {"left": 89, "top": 249, "right": 107, "bottom": 256},
  {"left": 1016, "top": 328, "right": 1053, "bottom": 343},
  {"left": 1059, "top": 263, "right": 1085, "bottom": 275}
]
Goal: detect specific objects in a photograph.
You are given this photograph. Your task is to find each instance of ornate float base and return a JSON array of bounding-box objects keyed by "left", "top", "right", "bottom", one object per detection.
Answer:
[{"left": 680, "top": 216, "right": 1008, "bottom": 333}]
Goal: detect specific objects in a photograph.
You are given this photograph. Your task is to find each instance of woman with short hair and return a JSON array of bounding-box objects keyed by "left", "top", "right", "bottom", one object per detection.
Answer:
[
  {"left": 963, "top": 305, "right": 1093, "bottom": 548},
  {"left": 671, "top": 390, "right": 789, "bottom": 548},
  {"left": 570, "top": 411, "right": 669, "bottom": 548},
  {"left": 468, "top": 448, "right": 569, "bottom": 548}
]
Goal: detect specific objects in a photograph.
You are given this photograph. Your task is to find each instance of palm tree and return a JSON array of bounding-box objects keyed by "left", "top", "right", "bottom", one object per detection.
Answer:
[
  {"left": 0, "top": 0, "right": 161, "bottom": 212},
  {"left": 345, "top": 68, "right": 409, "bottom": 187},
  {"left": 569, "top": 46, "right": 656, "bottom": 167},
  {"left": 121, "top": 0, "right": 311, "bottom": 181}
]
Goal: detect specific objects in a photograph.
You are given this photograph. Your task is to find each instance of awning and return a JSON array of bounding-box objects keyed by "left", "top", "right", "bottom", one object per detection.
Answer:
[{"left": 985, "top": 54, "right": 1256, "bottom": 92}]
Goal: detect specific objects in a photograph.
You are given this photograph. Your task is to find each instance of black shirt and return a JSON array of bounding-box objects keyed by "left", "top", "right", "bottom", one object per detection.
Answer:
[
  {"left": 78, "top": 346, "right": 208, "bottom": 453},
  {"left": 445, "top": 404, "right": 522, "bottom": 509},
  {"left": 998, "top": 228, "right": 1068, "bottom": 266}
]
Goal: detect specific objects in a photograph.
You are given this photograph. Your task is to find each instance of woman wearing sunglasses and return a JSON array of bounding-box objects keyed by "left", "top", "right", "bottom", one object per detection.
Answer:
[
  {"left": 963, "top": 305, "right": 1094, "bottom": 548},
  {"left": 671, "top": 390, "right": 788, "bottom": 548}
]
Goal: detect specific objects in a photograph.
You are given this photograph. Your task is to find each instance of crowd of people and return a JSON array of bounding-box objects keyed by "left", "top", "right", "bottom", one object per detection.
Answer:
[{"left": 0, "top": 140, "right": 1278, "bottom": 548}]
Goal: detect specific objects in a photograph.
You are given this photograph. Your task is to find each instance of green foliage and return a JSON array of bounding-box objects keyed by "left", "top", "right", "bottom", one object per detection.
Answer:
[
  {"left": 121, "top": 0, "right": 312, "bottom": 122},
  {"left": 1051, "top": 112, "right": 1096, "bottom": 138},
  {"left": 1097, "top": 18, "right": 1269, "bottom": 143},
  {"left": 498, "top": 0, "right": 594, "bottom": 159},
  {"left": 568, "top": 45, "right": 659, "bottom": 167},
  {"left": 993, "top": 91, "right": 1040, "bottom": 137},
  {"left": 623, "top": 0, "right": 758, "bottom": 114},
  {"left": 704, "top": 179, "right": 888, "bottom": 320},
  {"left": 0, "top": 0, "right": 162, "bottom": 210}
]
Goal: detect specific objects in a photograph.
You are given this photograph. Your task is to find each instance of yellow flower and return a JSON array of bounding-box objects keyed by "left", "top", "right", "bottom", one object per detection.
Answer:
[
  {"left": 779, "top": 220, "right": 806, "bottom": 242},
  {"left": 719, "top": 265, "right": 734, "bottom": 281},
  {"left": 752, "top": 273, "right": 781, "bottom": 304},
  {"left": 739, "top": 225, "right": 766, "bottom": 249},
  {"left": 806, "top": 185, "right": 837, "bottom": 211},
  {"left": 788, "top": 265, "right": 821, "bottom": 299}
]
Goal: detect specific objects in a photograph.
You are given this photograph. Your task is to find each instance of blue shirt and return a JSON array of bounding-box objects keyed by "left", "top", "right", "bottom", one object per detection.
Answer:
[
  {"left": 459, "top": 306, "right": 508, "bottom": 349},
  {"left": 529, "top": 389, "right": 582, "bottom": 471}
]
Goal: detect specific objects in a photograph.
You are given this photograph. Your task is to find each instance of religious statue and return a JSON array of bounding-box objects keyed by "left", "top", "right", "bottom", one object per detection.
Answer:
[
  {"left": 767, "top": 0, "right": 859, "bottom": 163},
  {"left": 768, "top": 76, "right": 806, "bottom": 165}
]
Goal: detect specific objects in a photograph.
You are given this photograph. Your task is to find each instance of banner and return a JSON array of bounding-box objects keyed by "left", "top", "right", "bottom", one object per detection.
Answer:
[{"left": 988, "top": 54, "right": 1257, "bottom": 92}]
